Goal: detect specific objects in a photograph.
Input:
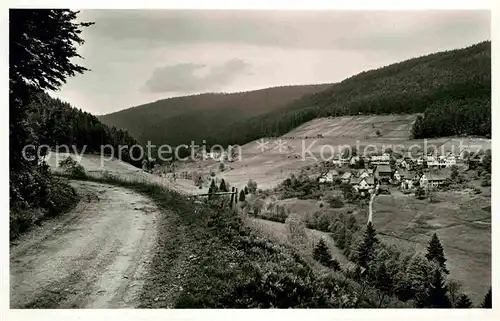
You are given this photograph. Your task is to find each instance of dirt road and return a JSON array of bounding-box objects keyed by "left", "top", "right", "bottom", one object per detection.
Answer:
[{"left": 10, "top": 180, "right": 160, "bottom": 308}]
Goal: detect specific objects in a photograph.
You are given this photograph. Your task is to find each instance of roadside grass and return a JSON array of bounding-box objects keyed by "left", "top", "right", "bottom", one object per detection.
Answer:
[{"left": 62, "top": 172, "right": 403, "bottom": 308}]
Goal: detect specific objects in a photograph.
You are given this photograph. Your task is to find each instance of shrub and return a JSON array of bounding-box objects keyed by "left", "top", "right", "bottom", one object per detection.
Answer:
[
  {"left": 192, "top": 171, "right": 204, "bottom": 186},
  {"left": 59, "top": 156, "right": 86, "bottom": 179},
  {"left": 415, "top": 187, "right": 425, "bottom": 199},
  {"left": 481, "top": 175, "right": 491, "bottom": 187},
  {"left": 247, "top": 179, "right": 258, "bottom": 193},
  {"left": 327, "top": 195, "right": 344, "bottom": 208}
]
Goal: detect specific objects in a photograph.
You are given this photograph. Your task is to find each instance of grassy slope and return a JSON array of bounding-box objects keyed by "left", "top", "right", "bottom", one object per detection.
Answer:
[{"left": 98, "top": 84, "right": 331, "bottom": 146}]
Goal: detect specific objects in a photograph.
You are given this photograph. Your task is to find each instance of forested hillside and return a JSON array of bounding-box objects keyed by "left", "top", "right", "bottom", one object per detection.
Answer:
[
  {"left": 29, "top": 92, "right": 143, "bottom": 167},
  {"left": 99, "top": 84, "right": 332, "bottom": 146},
  {"left": 214, "top": 41, "right": 490, "bottom": 146}
]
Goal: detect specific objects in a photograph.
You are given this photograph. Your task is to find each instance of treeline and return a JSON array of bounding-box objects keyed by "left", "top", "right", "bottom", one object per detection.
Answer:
[
  {"left": 28, "top": 92, "right": 144, "bottom": 167},
  {"left": 208, "top": 41, "right": 491, "bottom": 146},
  {"left": 98, "top": 84, "right": 332, "bottom": 147},
  {"left": 411, "top": 97, "right": 490, "bottom": 138},
  {"left": 10, "top": 9, "right": 96, "bottom": 239}
]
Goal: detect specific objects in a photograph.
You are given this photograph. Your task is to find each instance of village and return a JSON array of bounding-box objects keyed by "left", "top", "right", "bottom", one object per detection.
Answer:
[{"left": 316, "top": 148, "right": 489, "bottom": 196}]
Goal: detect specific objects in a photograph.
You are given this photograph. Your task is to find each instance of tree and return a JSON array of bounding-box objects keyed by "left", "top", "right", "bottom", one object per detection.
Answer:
[
  {"left": 208, "top": 179, "right": 217, "bottom": 199},
  {"left": 455, "top": 294, "right": 473, "bottom": 308},
  {"left": 219, "top": 179, "right": 228, "bottom": 192},
  {"left": 247, "top": 179, "right": 258, "bottom": 194},
  {"left": 417, "top": 268, "right": 452, "bottom": 308},
  {"left": 374, "top": 263, "right": 393, "bottom": 307},
  {"left": 219, "top": 162, "right": 225, "bottom": 172},
  {"left": 192, "top": 171, "right": 203, "bottom": 187},
  {"left": 239, "top": 190, "right": 246, "bottom": 202},
  {"left": 447, "top": 279, "right": 462, "bottom": 307},
  {"left": 327, "top": 195, "right": 344, "bottom": 208},
  {"left": 415, "top": 186, "right": 425, "bottom": 199},
  {"left": 425, "top": 233, "right": 449, "bottom": 274},
  {"left": 313, "top": 238, "right": 334, "bottom": 268},
  {"left": 450, "top": 165, "right": 459, "bottom": 181},
  {"left": 482, "top": 149, "right": 491, "bottom": 174},
  {"left": 10, "top": 10, "right": 93, "bottom": 207},
  {"left": 244, "top": 186, "right": 249, "bottom": 194},
  {"left": 356, "top": 222, "right": 379, "bottom": 269},
  {"left": 480, "top": 287, "right": 492, "bottom": 308},
  {"left": 330, "top": 258, "right": 341, "bottom": 272}
]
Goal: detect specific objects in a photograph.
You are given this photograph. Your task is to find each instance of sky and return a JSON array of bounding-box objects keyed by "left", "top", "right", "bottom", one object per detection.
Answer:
[{"left": 51, "top": 10, "right": 490, "bottom": 115}]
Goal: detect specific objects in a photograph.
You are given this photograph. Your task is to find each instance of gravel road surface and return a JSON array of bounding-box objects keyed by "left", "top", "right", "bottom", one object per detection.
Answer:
[{"left": 10, "top": 180, "right": 160, "bottom": 308}]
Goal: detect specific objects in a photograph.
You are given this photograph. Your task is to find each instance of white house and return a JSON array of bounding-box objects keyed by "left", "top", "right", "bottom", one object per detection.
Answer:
[
  {"left": 358, "top": 169, "right": 372, "bottom": 179},
  {"left": 350, "top": 156, "right": 360, "bottom": 166},
  {"left": 420, "top": 173, "right": 446, "bottom": 188},
  {"left": 332, "top": 157, "right": 350, "bottom": 166},
  {"left": 400, "top": 159, "right": 411, "bottom": 170},
  {"left": 341, "top": 171, "right": 352, "bottom": 183},
  {"left": 445, "top": 156, "right": 457, "bottom": 167},
  {"left": 400, "top": 179, "right": 415, "bottom": 190},
  {"left": 351, "top": 176, "right": 375, "bottom": 193},
  {"left": 319, "top": 170, "right": 340, "bottom": 183},
  {"left": 370, "top": 153, "right": 391, "bottom": 165}
]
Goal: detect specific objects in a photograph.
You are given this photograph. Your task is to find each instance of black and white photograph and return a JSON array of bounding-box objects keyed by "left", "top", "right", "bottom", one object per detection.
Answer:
[{"left": 4, "top": 1, "right": 496, "bottom": 318}]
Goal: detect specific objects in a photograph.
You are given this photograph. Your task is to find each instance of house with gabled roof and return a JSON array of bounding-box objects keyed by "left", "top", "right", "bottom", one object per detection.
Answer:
[
  {"left": 341, "top": 171, "right": 352, "bottom": 183},
  {"left": 399, "top": 159, "right": 411, "bottom": 170},
  {"left": 358, "top": 169, "right": 373, "bottom": 179},
  {"left": 351, "top": 176, "right": 375, "bottom": 193},
  {"left": 393, "top": 169, "right": 411, "bottom": 181},
  {"left": 375, "top": 165, "right": 393, "bottom": 182},
  {"left": 420, "top": 172, "right": 447, "bottom": 188},
  {"left": 318, "top": 169, "right": 340, "bottom": 183}
]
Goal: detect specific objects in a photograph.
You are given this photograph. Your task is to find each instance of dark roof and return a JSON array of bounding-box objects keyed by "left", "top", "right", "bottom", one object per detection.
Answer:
[
  {"left": 425, "top": 173, "right": 447, "bottom": 181},
  {"left": 396, "top": 169, "right": 412, "bottom": 178},
  {"left": 362, "top": 177, "right": 375, "bottom": 185},
  {"left": 376, "top": 165, "right": 392, "bottom": 173}
]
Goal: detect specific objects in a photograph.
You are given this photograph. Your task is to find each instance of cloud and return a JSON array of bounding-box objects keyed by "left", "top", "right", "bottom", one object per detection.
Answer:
[
  {"left": 80, "top": 10, "right": 490, "bottom": 52},
  {"left": 144, "top": 58, "right": 252, "bottom": 93}
]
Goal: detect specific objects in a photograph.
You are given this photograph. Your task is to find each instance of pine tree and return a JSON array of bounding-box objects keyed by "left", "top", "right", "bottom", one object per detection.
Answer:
[
  {"left": 313, "top": 238, "right": 333, "bottom": 267},
  {"left": 239, "top": 190, "right": 245, "bottom": 202},
  {"left": 480, "top": 287, "right": 492, "bottom": 308},
  {"left": 374, "top": 263, "right": 393, "bottom": 293},
  {"left": 244, "top": 186, "right": 249, "bottom": 194},
  {"left": 330, "top": 258, "right": 341, "bottom": 271},
  {"left": 455, "top": 293, "right": 473, "bottom": 308},
  {"left": 425, "top": 233, "right": 449, "bottom": 274},
  {"left": 219, "top": 179, "right": 228, "bottom": 192},
  {"left": 416, "top": 268, "right": 451, "bottom": 308},
  {"left": 208, "top": 179, "right": 217, "bottom": 199},
  {"left": 356, "top": 222, "right": 379, "bottom": 269}
]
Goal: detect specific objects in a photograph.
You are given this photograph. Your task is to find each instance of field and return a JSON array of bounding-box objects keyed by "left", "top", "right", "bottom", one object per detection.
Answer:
[{"left": 369, "top": 185, "right": 491, "bottom": 304}]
